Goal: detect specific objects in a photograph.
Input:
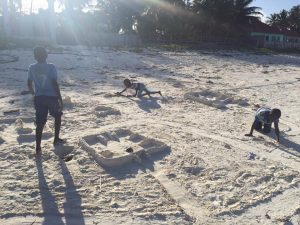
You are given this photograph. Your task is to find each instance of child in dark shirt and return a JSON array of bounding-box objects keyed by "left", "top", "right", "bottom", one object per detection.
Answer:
[
  {"left": 117, "top": 79, "right": 162, "bottom": 98},
  {"left": 245, "top": 107, "right": 281, "bottom": 142}
]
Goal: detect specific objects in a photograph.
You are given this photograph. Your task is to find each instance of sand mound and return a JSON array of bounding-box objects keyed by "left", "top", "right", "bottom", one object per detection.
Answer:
[{"left": 184, "top": 90, "right": 249, "bottom": 109}]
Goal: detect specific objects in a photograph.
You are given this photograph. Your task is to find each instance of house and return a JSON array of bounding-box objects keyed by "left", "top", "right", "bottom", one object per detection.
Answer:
[{"left": 249, "top": 20, "right": 300, "bottom": 49}]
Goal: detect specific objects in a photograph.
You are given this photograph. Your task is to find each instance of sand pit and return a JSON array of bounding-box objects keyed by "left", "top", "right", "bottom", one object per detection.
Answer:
[{"left": 79, "top": 129, "right": 170, "bottom": 167}]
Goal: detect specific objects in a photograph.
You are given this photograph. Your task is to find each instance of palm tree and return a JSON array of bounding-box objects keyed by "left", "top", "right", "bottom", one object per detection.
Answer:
[
  {"left": 289, "top": 5, "right": 300, "bottom": 32},
  {"left": 193, "top": 0, "right": 261, "bottom": 23},
  {"left": 233, "top": 0, "right": 262, "bottom": 25},
  {"left": 267, "top": 13, "right": 279, "bottom": 26},
  {"left": 192, "top": 0, "right": 262, "bottom": 37},
  {"left": 267, "top": 10, "right": 290, "bottom": 31}
]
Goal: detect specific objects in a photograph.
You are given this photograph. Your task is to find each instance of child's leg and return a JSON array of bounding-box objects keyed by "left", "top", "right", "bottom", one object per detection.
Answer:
[
  {"left": 253, "top": 119, "right": 262, "bottom": 131},
  {"left": 141, "top": 91, "right": 161, "bottom": 97},
  {"left": 137, "top": 89, "right": 143, "bottom": 98},
  {"left": 141, "top": 85, "right": 162, "bottom": 97},
  {"left": 262, "top": 123, "right": 271, "bottom": 133},
  {"left": 148, "top": 91, "right": 162, "bottom": 96},
  {"left": 34, "top": 97, "right": 48, "bottom": 155},
  {"left": 54, "top": 116, "right": 61, "bottom": 141},
  {"left": 49, "top": 97, "right": 64, "bottom": 144},
  {"left": 36, "top": 124, "right": 45, "bottom": 153}
]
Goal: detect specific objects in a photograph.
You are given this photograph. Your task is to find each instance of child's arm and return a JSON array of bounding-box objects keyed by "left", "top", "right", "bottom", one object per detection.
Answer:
[
  {"left": 52, "top": 79, "right": 63, "bottom": 109},
  {"left": 132, "top": 89, "right": 138, "bottom": 97},
  {"left": 245, "top": 121, "right": 255, "bottom": 136},
  {"left": 27, "top": 80, "right": 34, "bottom": 95},
  {"left": 274, "top": 121, "right": 280, "bottom": 142},
  {"left": 116, "top": 88, "right": 127, "bottom": 95}
]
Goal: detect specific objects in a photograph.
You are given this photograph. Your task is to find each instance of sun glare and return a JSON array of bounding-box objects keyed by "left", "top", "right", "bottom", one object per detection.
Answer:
[{"left": 21, "top": 0, "right": 62, "bottom": 14}]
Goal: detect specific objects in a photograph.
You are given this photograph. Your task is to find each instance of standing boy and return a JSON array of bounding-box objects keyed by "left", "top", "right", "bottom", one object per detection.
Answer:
[{"left": 28, "top": 46, "right": 64, "bottom": 155}]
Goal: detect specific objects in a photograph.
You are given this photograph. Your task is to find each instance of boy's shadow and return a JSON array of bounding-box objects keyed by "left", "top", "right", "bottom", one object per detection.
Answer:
[
  {"left": 265, "top": 129, "right": 300, "bottom": 157},
  {"left": 134, "top": 97, "right": 161, "bottom": 113},
  {"left": 36, "top": 157, "right": 85, "bottom": 225},
  {"left": 59, "top": 160, "right": 85, "bottom": 225},
  {"left": 36, "top": 158, "right": 64, "bottom": 225}
]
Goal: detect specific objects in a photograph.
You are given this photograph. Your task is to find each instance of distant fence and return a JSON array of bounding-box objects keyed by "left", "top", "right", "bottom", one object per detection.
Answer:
[
  {"left": 251, "top": 36, "right": 300, "bottom": 50},
  {"left": 264, "top": 42, "right": 300, "bottom": 50}
]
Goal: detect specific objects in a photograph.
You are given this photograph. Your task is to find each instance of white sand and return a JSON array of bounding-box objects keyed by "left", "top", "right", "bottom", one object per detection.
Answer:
[{"left": 0, "top": 47, "right": 299, "bottom": 225}]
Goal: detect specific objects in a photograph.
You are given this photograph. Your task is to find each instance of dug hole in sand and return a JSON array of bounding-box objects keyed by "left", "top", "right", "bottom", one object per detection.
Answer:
[{"left": 79, "top": 129, "right": 170, "bottom": 167}]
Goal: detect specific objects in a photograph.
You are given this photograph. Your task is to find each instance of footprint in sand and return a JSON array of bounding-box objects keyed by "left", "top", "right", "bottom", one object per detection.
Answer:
[
  {"left": 54, "top": 145, "right": 74, "bottom": 158},
  {"left": 0, "top": 136, "right": 4, "bottom": 144},
  {"left": 17, "top": 133, "right": 52, "bottom": 144},
  {"left": 94, "top": 106, "right": 121, "bottom": 118},
  {"left": 181, "top": 155, "right": 206, "bottom": 176},
  {"left": 0, "top": 124, "right": 7, "bottom": 131},
  {"left": 62, "top": 96, "right": 74, "bottom": 109},
  {"left": 15, "top": 118, "right": 33, "bottom": 135},
  {"left": 3, "top": 109, "right": 20, "bottom": 116}
]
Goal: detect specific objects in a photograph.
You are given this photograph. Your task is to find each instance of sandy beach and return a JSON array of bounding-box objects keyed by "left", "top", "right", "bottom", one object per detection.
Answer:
[{"left": 0, "top": 47, "right": 299, "bottom": 225}]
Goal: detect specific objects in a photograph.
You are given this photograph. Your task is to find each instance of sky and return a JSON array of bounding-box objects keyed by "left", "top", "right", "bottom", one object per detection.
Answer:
[{"left": 250, "top": 0, "right": 300, "bottom": 21}]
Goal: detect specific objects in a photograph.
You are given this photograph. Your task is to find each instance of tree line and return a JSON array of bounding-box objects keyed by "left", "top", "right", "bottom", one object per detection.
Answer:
[
  {"left": 267, "top": 5, "right": 300, "bottom": 33},
  {"left": 1, "top": 0, "right": 300, "bottom": 44}
]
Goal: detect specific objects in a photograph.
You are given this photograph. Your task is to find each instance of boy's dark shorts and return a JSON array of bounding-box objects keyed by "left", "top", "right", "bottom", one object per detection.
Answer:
[
  {"left": 254, "top": 117, "right": 271, "bottom": 133},
  {"left": 34, "top": 96, "right": 63, "bottom": 125}
]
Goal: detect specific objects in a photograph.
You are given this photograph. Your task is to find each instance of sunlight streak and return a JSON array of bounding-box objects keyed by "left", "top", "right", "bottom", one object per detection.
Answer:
[{"left": 21, "top": 0, "right": 62, "bottom": 14}]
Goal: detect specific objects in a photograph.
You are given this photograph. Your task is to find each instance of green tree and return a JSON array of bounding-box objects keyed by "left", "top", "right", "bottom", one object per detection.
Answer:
[
  {"left": 97, "top": 0, "right": 145, "bottom": 33},
  {"left": 192, "top": 0, "right": 261, "bottom": 37},
  {"left": 136, "top": 0, "right": 191, "bottom": 41},
  {"left": 233, "top": 0, "right": 262, "bottom": 25},
  {"left": 267, "top": 10, "right": 290, "bottom": 30},
  {"left": 289, "top": 5, "right": 300, "bottom": 32}
]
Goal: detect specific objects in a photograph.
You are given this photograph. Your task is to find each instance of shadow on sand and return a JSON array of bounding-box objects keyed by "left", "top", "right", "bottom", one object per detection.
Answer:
[
  {"left": 59, "top": 160, "right": 85, "bottom": 225},
  {"left": 36, "top": 158, "right": 85, "bottom": 225},
  {"left": 134, "top": 97, "right": 161, "bottom": 113},
  {"left": 101, "top": 148, "right": 171, "bottom": 180},
  {"left": 36, "top": 158, "right": 64, "bottom": 225},
  {"left": 265, "top": 129, "right": 300, "bottom": 158}
]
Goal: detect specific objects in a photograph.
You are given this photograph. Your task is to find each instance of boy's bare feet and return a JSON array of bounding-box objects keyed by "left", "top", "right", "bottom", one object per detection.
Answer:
[{"left": 54, "top": 138, "right": 66, "bottom": 145}]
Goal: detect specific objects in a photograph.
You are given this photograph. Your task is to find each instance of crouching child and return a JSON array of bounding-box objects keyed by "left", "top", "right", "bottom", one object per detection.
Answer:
[{"left": 245, "top": 107, "right": 281, "bottom": 142}]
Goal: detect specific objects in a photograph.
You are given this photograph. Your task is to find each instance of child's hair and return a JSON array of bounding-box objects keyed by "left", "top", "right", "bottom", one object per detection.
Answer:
[
  {"left": 270, "top": 108, "right": 281, "bottom": 120},
  {"left": 34, "top": 46, "right": 47, "bottom": 62},
  {"left": 124, "top": 79, "right": 131, "bottom": 86}
]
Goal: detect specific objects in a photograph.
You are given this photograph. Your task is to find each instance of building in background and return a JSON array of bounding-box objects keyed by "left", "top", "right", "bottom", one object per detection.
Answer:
[{"left": 249, "top": 20, "right": 300, "bottom": 49}]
